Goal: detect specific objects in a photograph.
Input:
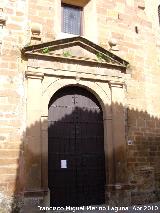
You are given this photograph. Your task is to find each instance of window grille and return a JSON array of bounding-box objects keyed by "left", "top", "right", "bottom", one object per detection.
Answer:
[{"left": 62, "top": 4, "right": 82, "bottom": 35}]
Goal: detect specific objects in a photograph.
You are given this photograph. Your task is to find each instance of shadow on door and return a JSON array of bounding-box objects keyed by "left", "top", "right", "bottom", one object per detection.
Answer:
[{"left": 48, "top": 86, "right": 106, "bottom": 207}]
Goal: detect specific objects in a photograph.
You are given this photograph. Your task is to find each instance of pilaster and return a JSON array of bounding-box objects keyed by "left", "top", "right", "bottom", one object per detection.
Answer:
[{"left": 25, "top": 71, "right": 44, "bottom": 191}]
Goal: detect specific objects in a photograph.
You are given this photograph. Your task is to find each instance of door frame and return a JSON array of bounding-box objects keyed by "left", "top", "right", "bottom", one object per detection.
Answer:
[
  {"left": 40, "top": 78, "right": 126, "bottom": 206},
  {"left": 25, "top": 71, "right": 127, "bottom": 205},
  {"left": 48, "top": 86, "right": 106, "bottom": 206}
]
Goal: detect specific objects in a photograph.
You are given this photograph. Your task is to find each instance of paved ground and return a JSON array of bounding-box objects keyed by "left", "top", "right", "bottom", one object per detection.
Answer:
[{"left": 22, "top": 202, "right": 160, "bottom": 213}]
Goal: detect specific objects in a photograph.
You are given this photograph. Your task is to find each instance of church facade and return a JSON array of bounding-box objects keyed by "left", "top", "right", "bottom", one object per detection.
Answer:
[{"left": 0, "top": 0, "right": 160, "bottom": 211}]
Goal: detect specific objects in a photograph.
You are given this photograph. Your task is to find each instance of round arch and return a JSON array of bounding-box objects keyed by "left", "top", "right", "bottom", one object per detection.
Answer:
[
  {"left": 48, "top": 85, "right": 106, "bottom": 206},
  {"left": 41, "top": 78, "right": 114, "bottom": 205},
  {"left": 42, "top": 78, "right": 112, "bottom": 118}
]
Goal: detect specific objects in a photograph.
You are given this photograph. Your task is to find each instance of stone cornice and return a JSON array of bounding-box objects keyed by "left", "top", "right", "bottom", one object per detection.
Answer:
[
  {"left": 24, "top": 52, "right": 127, "bottom": 71},
  {"left": 22, "top": 36, "right": 129, "bottom": 69}
]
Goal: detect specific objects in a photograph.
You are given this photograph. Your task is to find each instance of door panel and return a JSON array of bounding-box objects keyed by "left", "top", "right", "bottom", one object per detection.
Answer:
[{"left": 48, "top": 86, "right": 106, "bottom": 206}]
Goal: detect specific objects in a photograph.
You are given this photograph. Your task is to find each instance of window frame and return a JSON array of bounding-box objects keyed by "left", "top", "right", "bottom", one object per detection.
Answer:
[
  {"left": 61, "top": 3, "right": 83, "bottom": 36},
  {"left": 158, "top": 5, "right": 160, "bottom": 25}
]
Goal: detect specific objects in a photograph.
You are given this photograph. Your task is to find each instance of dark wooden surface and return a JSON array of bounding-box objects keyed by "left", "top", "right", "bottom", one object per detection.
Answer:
[{"left": 48, "top": 86, "right": 106, "bottom": 206}]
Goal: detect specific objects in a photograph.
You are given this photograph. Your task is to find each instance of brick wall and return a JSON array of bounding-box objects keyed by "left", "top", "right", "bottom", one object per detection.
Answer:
[
  {"left": 28, "top": 0, "right": 55, "bottom": 42},
  {"left": 0, "top": 0, "right": 27, "bottom": 211},
  {"left": 96, "top": 0, "right": 160, "bottom": 203},
  {"left": 127, "top": 109, "right": 160, "bottom": 203}
]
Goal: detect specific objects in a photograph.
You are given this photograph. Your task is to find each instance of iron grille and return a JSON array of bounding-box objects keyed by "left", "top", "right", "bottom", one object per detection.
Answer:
[{"left": 62, "top": 4, "right": 82, "bottom": 35}]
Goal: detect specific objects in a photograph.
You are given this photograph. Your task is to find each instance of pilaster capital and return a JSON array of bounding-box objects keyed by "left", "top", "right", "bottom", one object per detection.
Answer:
[
  {"left": 25, "top": 71, "right": 44, "bottom": 80},
  {"left": 109, "top": 81, "right": 125, "bottom": 88}
]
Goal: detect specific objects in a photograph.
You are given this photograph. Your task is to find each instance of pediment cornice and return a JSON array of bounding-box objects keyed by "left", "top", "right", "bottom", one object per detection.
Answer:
[{"left": 22, "top": 36, "right": 129, "bottom": 72}]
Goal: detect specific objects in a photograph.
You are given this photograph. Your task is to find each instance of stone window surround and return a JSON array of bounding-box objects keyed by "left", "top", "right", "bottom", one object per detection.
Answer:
[
  {"left": 158, "top": 5, "right": 160, "bottom": 25},
  {"left": 145, "top": 0, "right": 160, "bottom": 34},
  {"left": 53, "top": 0, "right": 98, "bottom": 43}
]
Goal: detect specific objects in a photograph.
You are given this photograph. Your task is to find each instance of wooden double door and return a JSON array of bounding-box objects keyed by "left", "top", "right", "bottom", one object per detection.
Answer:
[{"left": 48, "top": 86, "right": 106, "bottom": 207}]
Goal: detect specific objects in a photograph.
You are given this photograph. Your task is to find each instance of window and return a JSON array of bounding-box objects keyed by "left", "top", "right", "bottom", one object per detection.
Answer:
[
  {"left": 158, "top": 5, "right": 160, "bottom": 25},
  {"left": 61, "top": 4, "right": 82, "bottom": 35}
]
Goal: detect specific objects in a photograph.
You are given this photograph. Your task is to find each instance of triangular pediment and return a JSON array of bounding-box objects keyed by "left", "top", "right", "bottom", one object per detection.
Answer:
[{"left": 22, "top": 36, "right": 129, "bottom": 69}]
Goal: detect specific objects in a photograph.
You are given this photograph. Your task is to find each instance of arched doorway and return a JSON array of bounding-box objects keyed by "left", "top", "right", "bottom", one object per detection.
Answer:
[{"left": 48, "top": 86, "right": 106, "bottom": 207}]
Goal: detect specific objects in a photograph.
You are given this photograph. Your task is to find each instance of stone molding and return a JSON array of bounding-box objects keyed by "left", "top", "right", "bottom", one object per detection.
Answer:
[
  {"left": 27, "top": 66, "right": 126, "bottom": 85},
  {"left": 25, "top": 71, "right": 44, "bottom": 80},
  {"left": 109, "top": 81, "right": 125, "bottom": 88}
]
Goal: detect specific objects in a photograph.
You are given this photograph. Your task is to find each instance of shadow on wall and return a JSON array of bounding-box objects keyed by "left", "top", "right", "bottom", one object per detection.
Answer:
[{"left": 9, "top": 102, "right": 160, "bottom": 212}]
